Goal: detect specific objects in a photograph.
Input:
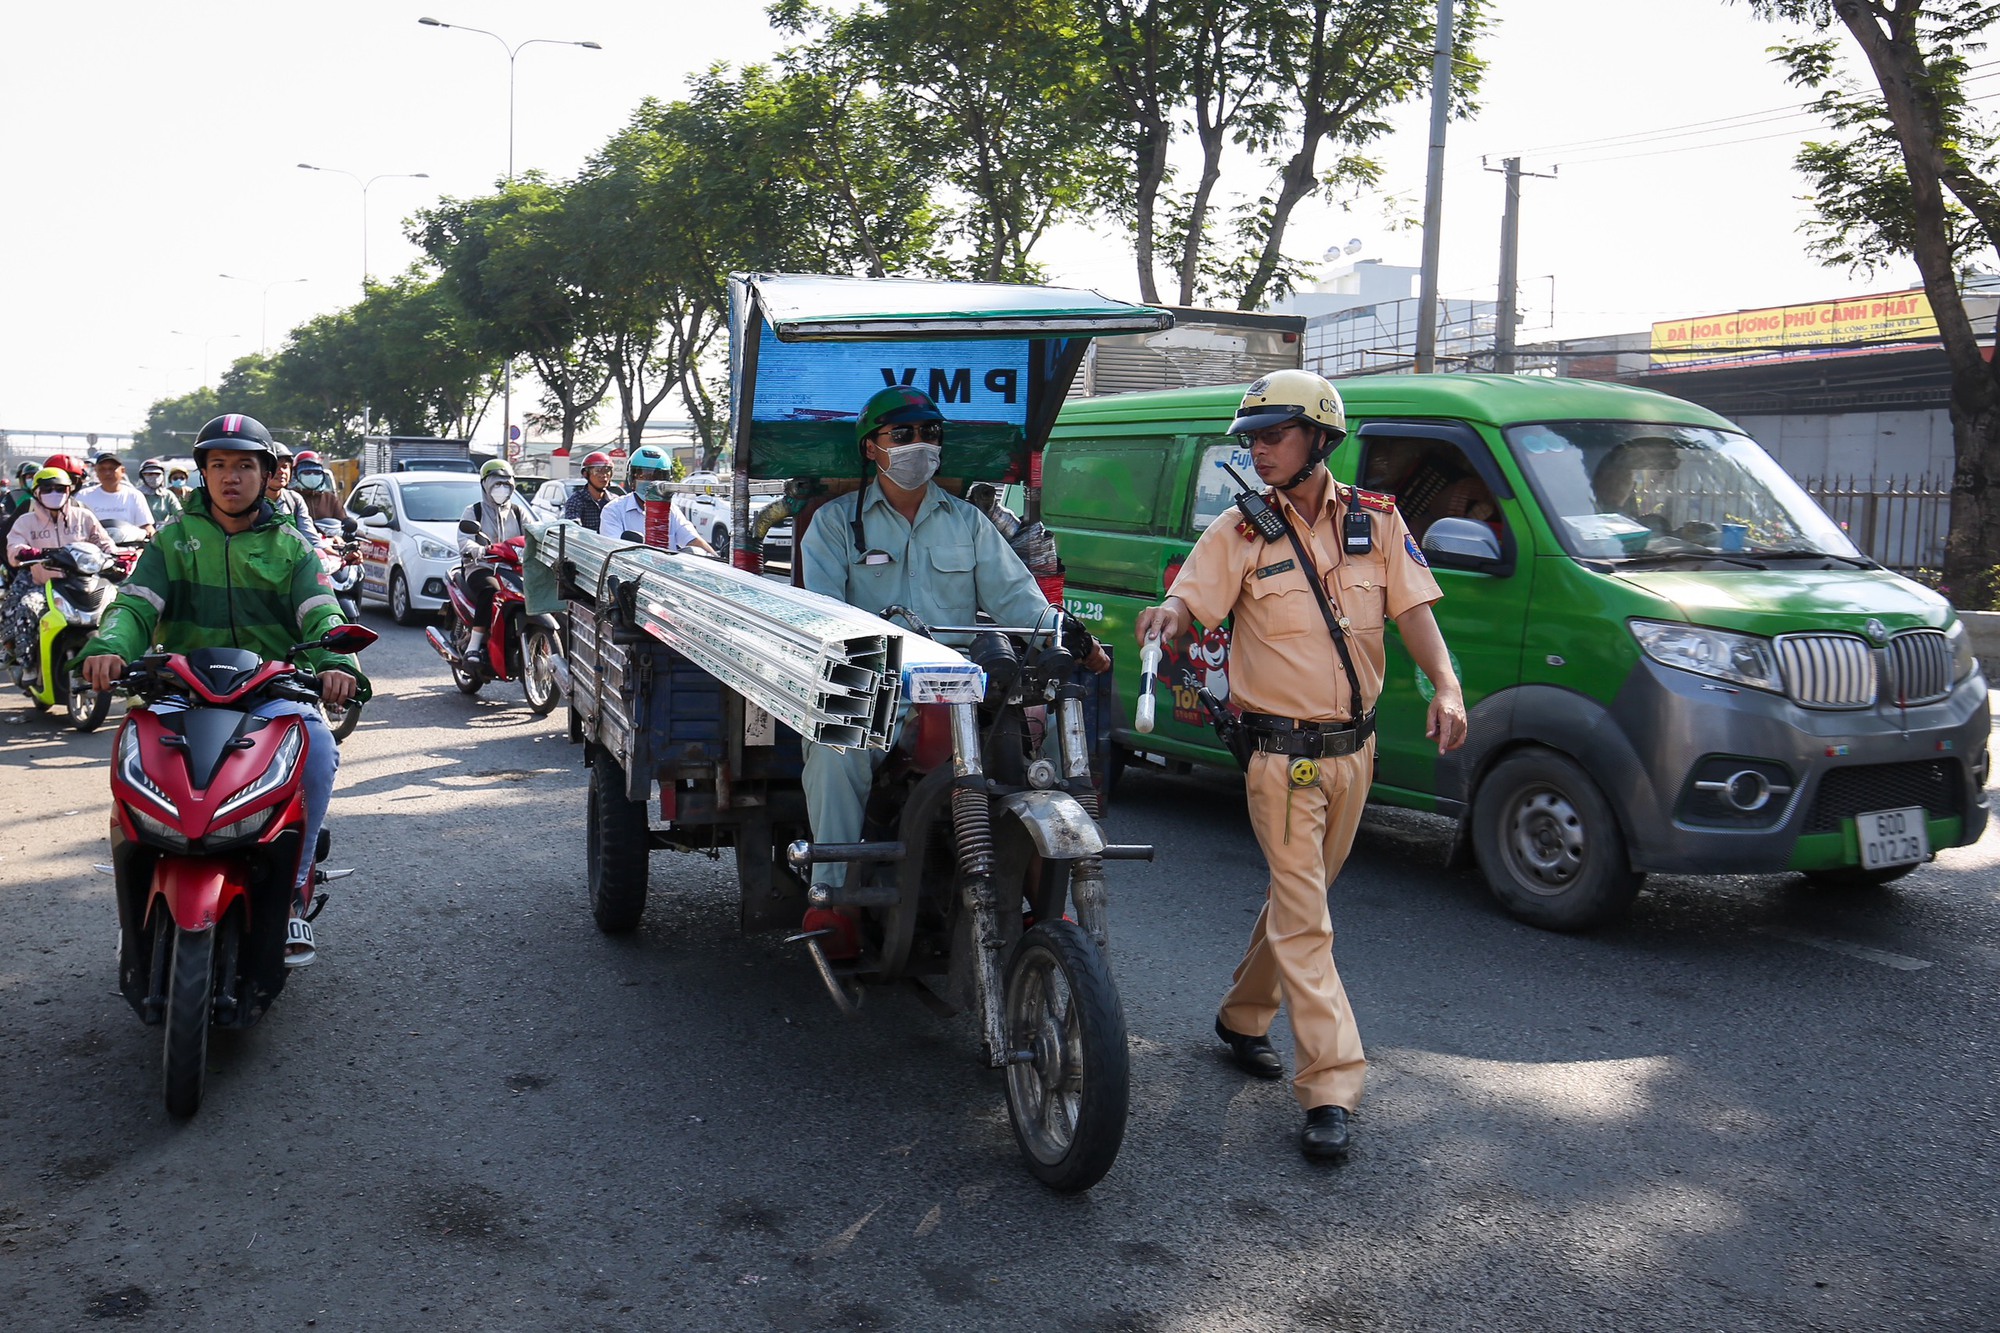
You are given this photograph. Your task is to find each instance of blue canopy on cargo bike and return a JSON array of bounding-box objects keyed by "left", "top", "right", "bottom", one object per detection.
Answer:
[{"left": 726, "top": 273, "right": 1174, "bottom": 485}]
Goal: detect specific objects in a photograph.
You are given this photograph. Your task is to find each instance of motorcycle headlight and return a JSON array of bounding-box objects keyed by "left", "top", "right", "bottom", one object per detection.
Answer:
[
  {"left": 1629, "top": 619, "right": 1783, "bottom": 693},
  {"left": 204, "top": 804, "right": 277, "bottom": 849},
  {"left": 48, "top": 587, "right": 77, "bottom": 620},
  {"left": 124, "top": 801, "right": 190, "bottom": 851},
  {"left": 417, "top": 537, "right": 455, "bottom": 561},
  {"left": 117, "top": 725, "right": 179, "bottom": 817},
  {"left": 1946, "top": 618, "right": 1980, "bottom": 684},
  {"left": 211, "top": 724, "right": 304, "bottom": 824}
]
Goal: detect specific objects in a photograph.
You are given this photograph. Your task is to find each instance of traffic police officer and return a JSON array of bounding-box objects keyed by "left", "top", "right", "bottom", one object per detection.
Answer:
[
  {"left": 797, "top": 385, "right": 1109, "bottom": 957},
  {"left": 1135, "top": 369, "right": 1468, "bottom": 1160}
]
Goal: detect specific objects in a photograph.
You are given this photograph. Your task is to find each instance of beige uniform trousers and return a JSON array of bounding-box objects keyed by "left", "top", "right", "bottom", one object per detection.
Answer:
[{"left": 1217, "top": 743, "right": 1372, "bottom": 1111}]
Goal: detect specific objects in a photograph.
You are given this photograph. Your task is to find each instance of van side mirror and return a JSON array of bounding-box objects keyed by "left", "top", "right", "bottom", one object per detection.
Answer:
[
  {"left": 1421, "top": 517, "right": 1504, "bottom": 571},
  {"left": 358, "top": 510, "right": 391, "bottom": 529}
]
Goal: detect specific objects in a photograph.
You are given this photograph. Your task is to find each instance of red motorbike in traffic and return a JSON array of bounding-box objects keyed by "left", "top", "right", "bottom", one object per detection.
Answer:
[
  {"left": 425, "top": 527, "right": 561, "bottom": 715},
  {"left": 106, "top": 624, "right": 378, "bottom": 1117}
]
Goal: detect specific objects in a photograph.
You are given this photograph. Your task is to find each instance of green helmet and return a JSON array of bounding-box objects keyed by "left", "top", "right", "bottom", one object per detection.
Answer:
[
  {"left": 479, "top": 458, "right": 515, "bottom": 483},
  {"left": 855, "top": 385, "right": 944, "bottom": 447}
]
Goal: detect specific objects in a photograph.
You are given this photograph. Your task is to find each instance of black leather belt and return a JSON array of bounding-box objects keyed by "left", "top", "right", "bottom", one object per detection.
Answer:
[{"left": 1240, "top": 709, "right": 1376, "bottom": 758}]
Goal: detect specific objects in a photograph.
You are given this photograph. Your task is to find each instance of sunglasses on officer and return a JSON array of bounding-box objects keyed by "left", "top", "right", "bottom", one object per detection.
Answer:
[{"left": 873, "top": 421, "right": 943, "bottom": 446}]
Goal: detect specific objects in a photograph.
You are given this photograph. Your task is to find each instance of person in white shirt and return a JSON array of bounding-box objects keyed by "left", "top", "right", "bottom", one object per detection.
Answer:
[
  {"left": 596, "top": 445, "right": 715, "bottom": 555},
  {"left": 78, "top": 452, "right": 155, "bottom": 538}
]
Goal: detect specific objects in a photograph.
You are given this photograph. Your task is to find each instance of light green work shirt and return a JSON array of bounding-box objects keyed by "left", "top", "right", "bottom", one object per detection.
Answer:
[{"left": 800, "top": 481, "right": 1056, "bottom": 640}]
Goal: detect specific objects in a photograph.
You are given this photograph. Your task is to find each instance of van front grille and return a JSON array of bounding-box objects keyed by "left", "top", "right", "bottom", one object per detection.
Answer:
[
  {"left": 1802, "top": 761, "right": 1963, "bottom": 833},
  {"left": 1884, "top": 629, "right": 1952, "bottom": 706},
  {"left": 1774, "top": 633, "right": 1876, "bottom": 708}
]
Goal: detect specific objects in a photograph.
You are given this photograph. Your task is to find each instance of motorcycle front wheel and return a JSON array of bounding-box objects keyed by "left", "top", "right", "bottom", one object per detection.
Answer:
[
  {"left": 1001, "top": 918, "right": 1130, "bottom": 1193},
  {"left": 324, "top": 698, "right": 362, "bottom": 742},
  {"left": 62, "top": 635, "right": 111, "bottom": 732},
  {"left": 520, "top": 625, "right": 559, "bottom": 716},
  {"left": 162, "top": 922, "right": 214, "bottom": 1118}
]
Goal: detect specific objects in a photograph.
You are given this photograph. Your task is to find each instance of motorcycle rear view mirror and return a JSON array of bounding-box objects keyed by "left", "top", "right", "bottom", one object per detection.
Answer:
[
  {"left": 341, "top": 518, "right": 359, "bottom": 536},
  {"left": 458, "top": 518, "right": 483, "bottom": 536},
  {"left": 292, "top": 624, "right": 380, "bottom": 658}
]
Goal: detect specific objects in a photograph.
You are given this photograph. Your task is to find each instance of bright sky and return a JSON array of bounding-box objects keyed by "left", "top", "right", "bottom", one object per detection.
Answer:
[{"left": 0, "top": 0, "right": 1912, "bottom": 446}]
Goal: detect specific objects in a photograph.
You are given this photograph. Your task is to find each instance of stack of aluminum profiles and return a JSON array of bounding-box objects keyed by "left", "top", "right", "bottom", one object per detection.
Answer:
[{"left": 527, "top": 521, "right": 985, "bottom": 749}]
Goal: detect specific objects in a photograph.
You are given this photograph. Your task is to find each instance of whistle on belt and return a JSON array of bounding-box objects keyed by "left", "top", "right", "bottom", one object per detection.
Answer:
[
  {"left": 1222, "top": 464, "right": 1288, "bottom": 542},
  {"left": 1135, "top": 630, "right": 1163, "bottom": 734}
]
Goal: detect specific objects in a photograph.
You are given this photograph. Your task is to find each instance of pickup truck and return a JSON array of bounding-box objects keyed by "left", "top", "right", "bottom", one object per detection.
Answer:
[{"left": 672, "top": 472, "right": 733, "bottom": 549}]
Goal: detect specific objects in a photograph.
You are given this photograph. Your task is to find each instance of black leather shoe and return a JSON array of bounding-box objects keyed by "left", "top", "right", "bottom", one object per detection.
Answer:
[
  {"left": 1214, "top": 1016, "right": 1283, "bottom": 1080},
  {"left": 1300, "top": 1105, "right": 1351, "bottom": 1160}
]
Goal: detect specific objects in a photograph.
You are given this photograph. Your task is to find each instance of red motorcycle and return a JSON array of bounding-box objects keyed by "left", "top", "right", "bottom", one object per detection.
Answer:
[
  {"left": 424, "top": 527, "right": 560, "bottom": 715},
  {"left": 105, "top": 624, "right": 378, "bottom": 1117}
]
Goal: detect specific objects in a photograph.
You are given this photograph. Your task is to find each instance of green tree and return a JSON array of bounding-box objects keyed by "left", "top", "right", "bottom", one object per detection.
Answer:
[
  {"left": 778, "top": 0, "right": 1119, "bottom": 282},
  {"left": 1746, "top": 0, "right": 2000, "bottom": 607},
  {"left": 132, "top": 387, "right": 221, "bottom": 460},
  {"left": 412, "top": 177, "right": 615, "bottom": 450},
  {"left": 575, "top": 65, "right": 936, "bottom": 465},
  {"left": 270, "top": 277, "right": 497, "bottom": 450}
]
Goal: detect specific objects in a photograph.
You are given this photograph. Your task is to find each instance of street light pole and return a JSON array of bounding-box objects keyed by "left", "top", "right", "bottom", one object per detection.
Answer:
[
  {"left": 169, "top": 331, "right": 245, "bottom": 388},
  {"left": 419, "top": 17, "right": 601, "bottom": 457},
  {"left": 218, "top": 274, "right": 308, "bottom": 354},
  {"left": 297, "top": 165, "right": 430, "bottom": 293}
]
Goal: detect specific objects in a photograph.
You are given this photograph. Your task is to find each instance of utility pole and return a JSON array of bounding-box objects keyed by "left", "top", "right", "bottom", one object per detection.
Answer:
[
  {"left": 1414, "top": 0, "right": 1455, "bottom": 373},
  {"left": 1486, "top": 157, "right": 1556, "bottom": 374}
]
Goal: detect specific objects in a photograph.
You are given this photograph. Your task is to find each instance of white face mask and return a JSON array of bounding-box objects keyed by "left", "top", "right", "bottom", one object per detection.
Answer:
[
  {"left": 878, "top": 442, "right": 941, "bottom": 490},
  {"left": 486, "top": 483, "right": 513, "bottom": 506},
  {"left": 38, "top": 490, "right": 68, "bottom": 510}
]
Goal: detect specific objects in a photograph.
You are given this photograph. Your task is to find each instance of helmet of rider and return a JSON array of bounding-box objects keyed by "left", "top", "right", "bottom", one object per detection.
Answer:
[
  {"left": 31, "top": 465, "right": 73, "bottom": 509},
  {"left": 191, "top": 414, "right": 279, "bottom": 484},
  {"left": 580, "top": 450, "right": 614, "bottom": 472},
  {"left": 44, "top": 453, "right": 89, "bottom": 487},
  {"left": 269, "top": 440, "right": 294, "bottom": 465},
  {"left": 478, "top": 458, "right": 517, "bottom": 506},
  {"left": 855, "top": 385, "right": 945, "bottom": 450},
  {"left": 293, "top": 449, "right": 320, "bottom": 466},
  {"left": 138, "top": 458, "right": 166, "bottom": 481},
  {"left": 292, "top": 459, "right": 334, "bottom": 493},
  {"left": 14, "top": 460, "right": 36, "bottom": 485},
  {"left": 166, "top": 465, "right": 189, "bottom": 489},
  {"left": 1227, "top": 368, "right": 1348, "bottom": 490},
  {"left": 626, "top": 445, "right": 673, "bottom": 485}
]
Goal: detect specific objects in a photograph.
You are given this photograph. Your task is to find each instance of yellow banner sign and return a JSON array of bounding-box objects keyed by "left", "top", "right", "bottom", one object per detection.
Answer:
[{"left": 1650, "top": 289, "right": 1936, "bottom": 364}]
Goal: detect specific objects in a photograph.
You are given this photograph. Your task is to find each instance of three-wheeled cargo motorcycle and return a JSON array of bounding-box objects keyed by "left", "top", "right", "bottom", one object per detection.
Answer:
[{"left": 537, "top": 274, "right": 1174, "bottom": 1191}]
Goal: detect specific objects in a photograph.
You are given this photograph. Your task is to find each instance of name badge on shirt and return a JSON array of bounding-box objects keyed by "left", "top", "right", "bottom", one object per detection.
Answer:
[
  {"left": 860, "top": 550, "right": 894, "bottom": 566},
  {"left": 1255, "top": 559, "right": 1295, "bottom": 579}
]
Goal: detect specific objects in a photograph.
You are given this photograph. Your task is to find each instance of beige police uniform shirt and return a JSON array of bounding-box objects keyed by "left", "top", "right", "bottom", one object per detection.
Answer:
[{"left": 1167, "top": 467, "right": 1441, "bottom": 724}]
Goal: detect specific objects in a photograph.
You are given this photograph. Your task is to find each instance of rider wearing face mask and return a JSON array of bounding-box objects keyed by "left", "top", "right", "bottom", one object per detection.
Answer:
[
  {"left": 793, "top": 386, "right": 1111, "bottom": 957},
  {"left": 2, "top": 467, "right": 117, "bottom": 665},
  {"left": 455, "top": 459, "right": 538, "bottom": 657}
]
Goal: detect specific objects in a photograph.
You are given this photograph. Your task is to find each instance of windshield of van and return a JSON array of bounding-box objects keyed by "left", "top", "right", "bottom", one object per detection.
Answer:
[
  {"left": 1505, "top": 422, "right": 1859, "bottom": 562},
  {"left": 397, "top": 479, "right": 482, "bottom": 523}
]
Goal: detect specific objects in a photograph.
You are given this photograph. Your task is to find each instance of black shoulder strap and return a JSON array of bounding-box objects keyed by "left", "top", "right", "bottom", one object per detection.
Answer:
[{"left": 1267, "top": 501, "right": 1368, "bottom": 721}]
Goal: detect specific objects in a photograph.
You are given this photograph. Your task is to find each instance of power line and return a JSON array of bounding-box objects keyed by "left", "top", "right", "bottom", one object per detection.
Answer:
[
  {"left": 1559, "top": 90, "right": 2000, "bottom": 167},
  {"left": 1501, "top": 57, "right": 2000, "bottom": 160}
]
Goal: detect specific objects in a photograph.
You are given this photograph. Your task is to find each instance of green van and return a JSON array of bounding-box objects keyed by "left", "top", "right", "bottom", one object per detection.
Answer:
[{"left": 1043, "top": 374, "right": 1991, "bottom": 928}]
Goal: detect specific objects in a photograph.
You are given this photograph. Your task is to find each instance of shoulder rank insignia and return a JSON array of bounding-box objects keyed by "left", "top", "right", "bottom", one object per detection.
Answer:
[
  {"left": 1353, "top": 488, "right": 1397, "bottom": 514},
  {"left": 1235, "top": 518, "right": 1261, "bottom": 542}
]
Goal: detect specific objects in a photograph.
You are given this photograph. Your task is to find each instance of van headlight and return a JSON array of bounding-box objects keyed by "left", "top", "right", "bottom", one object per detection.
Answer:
[
  {"left": 1946, "top": 618, "right": 1979, "bottom": 683},
  {"left": 1629, "top": 619, "right": 1783, "bottom": 692}
]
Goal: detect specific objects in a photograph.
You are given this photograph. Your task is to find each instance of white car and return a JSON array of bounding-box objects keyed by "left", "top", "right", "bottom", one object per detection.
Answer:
[
  {"left": 673, "top": 471, "right": 739, "bottom": 551},
  {"left": 346, "top": 470, "right": 485, "bottom": 624}
]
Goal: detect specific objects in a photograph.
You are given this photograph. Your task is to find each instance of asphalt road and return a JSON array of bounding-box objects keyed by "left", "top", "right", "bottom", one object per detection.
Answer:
[{"left": 3, "top": 612, "right": 1997, "bottom": 1331}]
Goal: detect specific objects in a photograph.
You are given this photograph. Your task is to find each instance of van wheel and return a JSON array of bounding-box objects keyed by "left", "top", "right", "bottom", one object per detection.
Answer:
[
  {"left": 711, "top": 525, "right": 728, "bottom": 553},
  {"left": 1471, "top": 748, "right": 1641, "bottom": 930}
]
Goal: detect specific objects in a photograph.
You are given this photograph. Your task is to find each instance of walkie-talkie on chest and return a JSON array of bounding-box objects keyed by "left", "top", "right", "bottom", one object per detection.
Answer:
[{"left": 1221, "top": 464, "right": 1288, "bottom": 542}]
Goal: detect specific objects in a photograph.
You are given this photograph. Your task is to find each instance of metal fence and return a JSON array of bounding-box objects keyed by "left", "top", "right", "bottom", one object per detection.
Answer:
[{"left": 1801, "top": 474, "right": 1951, "bottom": 572}]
